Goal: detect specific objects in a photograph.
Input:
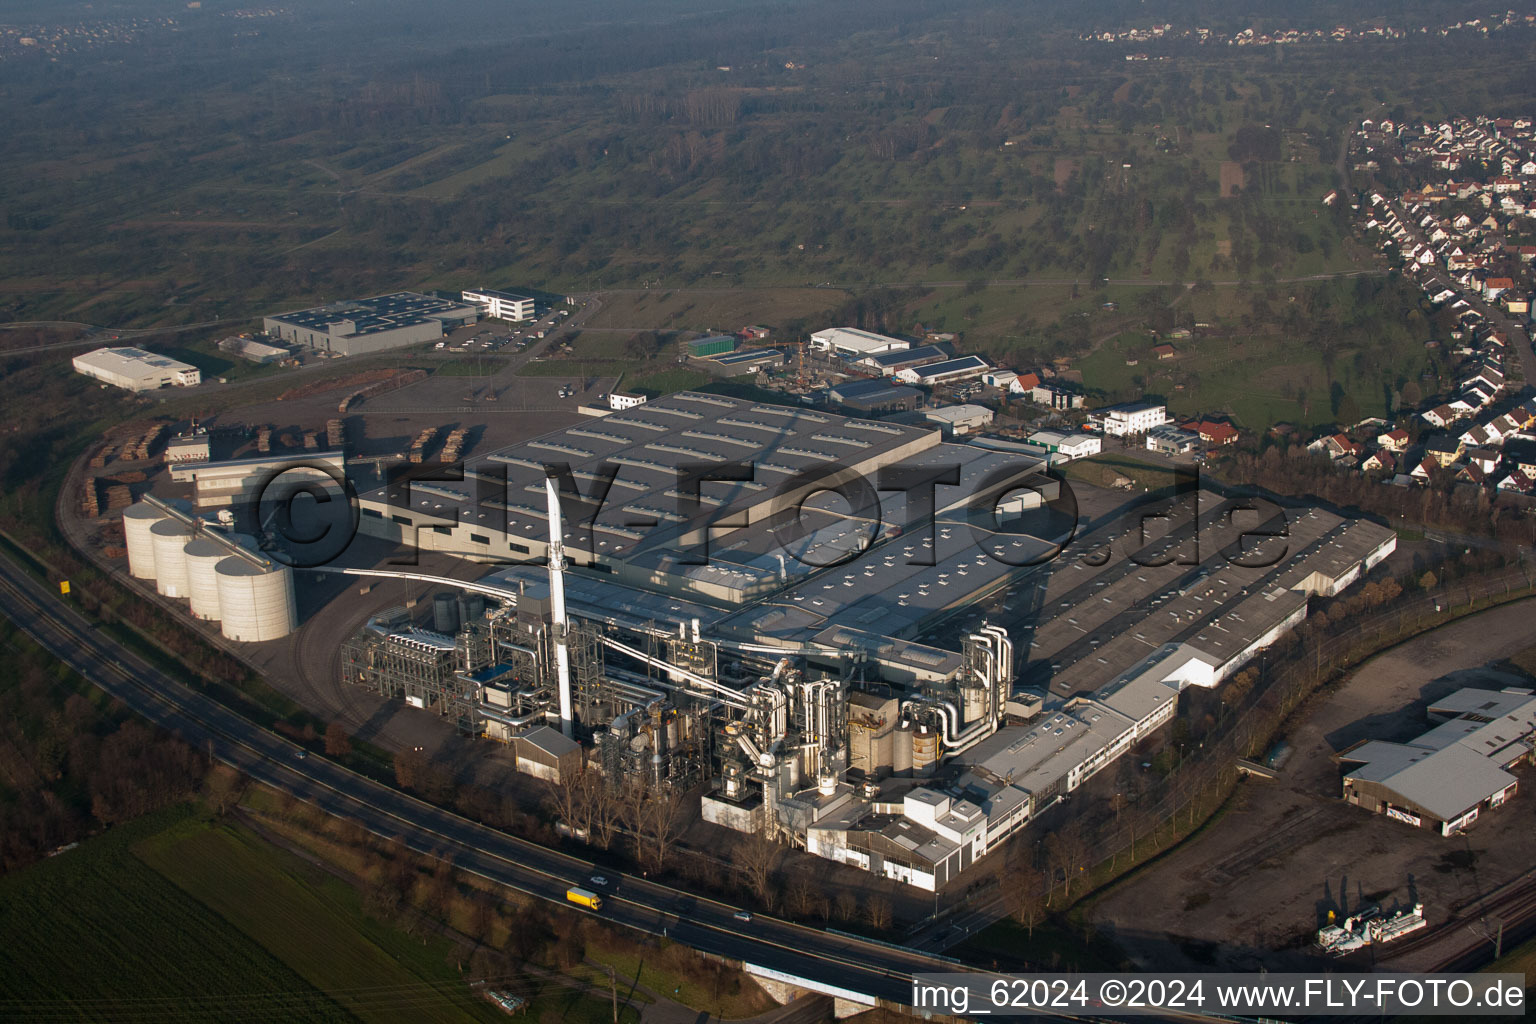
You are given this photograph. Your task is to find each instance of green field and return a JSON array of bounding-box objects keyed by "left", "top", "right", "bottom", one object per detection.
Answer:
[
  {"left": 0, "top": 807, "right": 511, "bottom": 1023},
  {"left": 0, "top": 809, "right": 350, "bottom": 1022}
]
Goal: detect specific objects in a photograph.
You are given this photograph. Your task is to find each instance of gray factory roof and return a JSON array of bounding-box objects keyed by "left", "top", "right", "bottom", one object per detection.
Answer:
[
  {"left": 712, "top": 347, "right": 783, "bottom": 366},
  {"left": 482, "top": 565, "right": 730, "bottom": 635},
  {"left": 1342, "top": 741, "right": 1517, "bottom": 821},
  {"left": 1341, "top": 687, "right": 1536, "bottom": 821},
  {"left": 863, "top": 344, "right": 952, "bottom": 368},
  {"left": 1002, "top": 496, "right": 1396, "bottom": 701},
  {"left": 361, "top": 391, "right": 940, "bottom": 558},
  {"left": 266, "top": 292, "right": 475, "bottom": 338}
]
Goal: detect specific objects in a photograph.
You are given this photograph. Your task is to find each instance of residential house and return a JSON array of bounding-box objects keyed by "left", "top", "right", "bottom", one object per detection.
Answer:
[
  {"left": 1424, "top": 434, "right": 1462, "bottom": 467},
  {"left": 1376, "top": 429, "right": 1410, "bottom": 453}
]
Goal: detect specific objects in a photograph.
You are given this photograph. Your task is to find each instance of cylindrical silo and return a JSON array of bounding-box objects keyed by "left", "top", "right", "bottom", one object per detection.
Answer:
[
  {"left": 122, "top": 502, "right": 167, "bottom": 580},
  {"left": 433, "top": 592, "right": 459, "bottom": 634},
  {"left": 893, "top": 721, "right": 913, "bottom": 776},
  {"left": 465, "top": 595, "right": 486, "bottom": 623},
  {"left": 216, "top": 557, "right": 297, "bottom": 642},
  {"left": 183, "top": 537, "right": 228, "bottom": 621},
  {"left": 150, "top": 518, "right": 194, "bottom": 598},
  {"left": 912, "top": 724, "right": 938, "bottom": 777}
]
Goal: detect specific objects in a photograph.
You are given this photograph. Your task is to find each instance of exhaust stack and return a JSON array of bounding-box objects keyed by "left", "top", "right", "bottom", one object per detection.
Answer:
[{"left": 544, "top": 469, "right": 574, "bottom": 737}]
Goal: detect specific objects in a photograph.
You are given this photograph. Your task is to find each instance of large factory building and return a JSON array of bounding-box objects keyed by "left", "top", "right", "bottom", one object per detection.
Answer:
[
  {"left": 332, "top": 390, "right": 1396, "bottom": 890},
  {"left": 264, "top": 292, "right": 479, "bottom": 356},
  {"left": 73, "top": 347, "right": 202, "bottom": 391}
]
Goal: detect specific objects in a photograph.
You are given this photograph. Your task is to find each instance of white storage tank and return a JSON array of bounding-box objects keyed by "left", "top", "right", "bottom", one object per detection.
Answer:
[
  {"left": 183, "top": 537, "right": 227, "bottom": 621},
  {"left": 149, "top": 518, "right": 194, "bottom": 598},
  {"left": 215, "top": 556, "right": 297, "bottom": 642},
  {"left": 122, "top": 502, "right": 167, "bottom": 580}
]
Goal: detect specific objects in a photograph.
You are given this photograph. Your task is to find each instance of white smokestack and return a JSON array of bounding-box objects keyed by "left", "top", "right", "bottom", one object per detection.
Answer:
[{"left": 544, "top": 470, "right": 574, "bottom": 738}]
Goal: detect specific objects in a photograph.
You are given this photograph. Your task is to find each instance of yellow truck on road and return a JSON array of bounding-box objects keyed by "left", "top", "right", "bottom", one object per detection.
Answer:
[{"left": 566, "top": 886, "right": 603, "bottom": 911}]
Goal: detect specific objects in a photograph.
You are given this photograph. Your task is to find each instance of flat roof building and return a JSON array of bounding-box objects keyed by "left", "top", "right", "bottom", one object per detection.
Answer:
[
  {"left": 265, "top": 292, "right": 479, "bottom": 356},
  {"left": 686, "top": 335, "right": 737, "bottom": 358},
  {"left": 1089, "top": 401, "right": 1170, "bottom": 436},
  {"left": 711, "top": 348, "right": 784, "bottom": 374},
  {"left": 462, "top": 288, "right": 539, "bottom": 322},
  {"left": 73, "top": 347, "right": 201, "bottom": 392}
]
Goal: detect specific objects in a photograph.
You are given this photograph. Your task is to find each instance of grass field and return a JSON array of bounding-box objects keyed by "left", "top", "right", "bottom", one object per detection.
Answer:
[
  {"left": 0, "top": 808, "right": 350, "bottom": 1022},
  {"left": 136, "top": 817, "right": 498, "bottom": 1024},
  {"left": 0, "top": 806, "right": 530, "bottom": 1023},
  {"left": 584, "top": 288, "right": 847, "bottom": 333}
]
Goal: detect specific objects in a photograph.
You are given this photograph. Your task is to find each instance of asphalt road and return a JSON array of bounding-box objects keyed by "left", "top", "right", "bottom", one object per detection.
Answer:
[{"left": 0, "top": 548, "right": 958, "bottom": 1007}]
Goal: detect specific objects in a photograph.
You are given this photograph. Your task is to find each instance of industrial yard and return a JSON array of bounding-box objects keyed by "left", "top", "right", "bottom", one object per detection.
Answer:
[
  {"left": 61, "top": 362, "right": 1410, "bottom": 897},
  {"left": 1087, "top": 601, "right": 1536, "bottom": 973}
]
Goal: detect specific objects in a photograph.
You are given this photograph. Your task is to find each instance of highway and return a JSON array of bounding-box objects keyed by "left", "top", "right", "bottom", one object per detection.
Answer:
[{"left": 0, "top": 548, "right": 962, "bottom": 1008}]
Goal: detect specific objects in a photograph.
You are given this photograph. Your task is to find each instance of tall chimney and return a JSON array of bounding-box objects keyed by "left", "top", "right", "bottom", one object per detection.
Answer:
[{"left": 544, "top": 469, "right": 574, "bottom": 737}]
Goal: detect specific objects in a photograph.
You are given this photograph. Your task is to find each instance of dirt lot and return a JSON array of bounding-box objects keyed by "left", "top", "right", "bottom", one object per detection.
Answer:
[{"left": 1088, "top": 599, "right": 1536, "bottom": 972}]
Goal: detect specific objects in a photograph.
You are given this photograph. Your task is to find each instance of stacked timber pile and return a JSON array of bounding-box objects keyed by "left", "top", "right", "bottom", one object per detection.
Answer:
[
  {"left": 117, "top": 424, "right": 166, "bottom": 461},
  {"left": 407, "top": 427, "right": 437, "bottom": 464},
  {"left": 325, "top": 418, "right": 345, "bottom": 449},
  {"left": 81, "top": 479, "right": 101, "bottom": 517},
  {"left": 439, "top": 427, "right": 470, "bottom": 463},
  {"left": 336, "top": 368, "right": 427, "bottom": 413},
  {"left": 89, "top": 443, "right": 117, "bottom": 468},
  {"left": 101, "top": 482, "right": 132, "bottom": 512},
  {"left": 256, "top": 426, "right": 272, "bottom": 453}
]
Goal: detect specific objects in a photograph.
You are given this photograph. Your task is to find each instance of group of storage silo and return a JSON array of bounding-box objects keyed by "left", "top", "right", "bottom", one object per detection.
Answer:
[{"left": 121, "top": 499, "right": 297, "bottom": 642}]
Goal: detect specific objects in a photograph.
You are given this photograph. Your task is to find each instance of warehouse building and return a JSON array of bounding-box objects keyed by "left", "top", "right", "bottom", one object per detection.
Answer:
[
  {"left": 461, "top": 288, "right": 539, "bottom": 322},
  {"left": 686, "top": 335, "right": 737, "bottom": 358},
  {"left": 1341, "top": 687, "right": 1536, "bottom": 835},
  {"left": 895, "top": 356, "right": 991, "bottom": 386},
  {"left": 265, "top": 292, "right": 479, "bottom": 356},
  {"left": 859, "top": 344, "right": 952, "bottom": 376},
  {"left": 73, "top": 347, "right": 201, "bottom": 391},
  {"left": 169, "top": 451, "right": 345, "bottom": 509},
  {"left": 710, "top": 348, "right": 784, "bottom": 375},
  {"left": 1146, "top": 424, "right": 1202, "bottom": 455},
  {"left": 217, "top": 336, "right": 291, "bottom": 364},
  {"left": 810, "top": 328, "right": 911, "bottom": 359},
  {"left": 514, "top": 725, "right": 584, "bottom": 783},
  {"left": 1026, "top": 430, "right": 1101, "bottom": 460},
  {"left": 828, "top": 377, "right": 922, "bottom": 415},
  {"left": 922, "top": 404, "right": 994, "bottom": 436}
]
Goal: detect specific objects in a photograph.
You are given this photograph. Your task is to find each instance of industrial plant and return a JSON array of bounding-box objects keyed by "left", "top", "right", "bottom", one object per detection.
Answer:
[{"left": 306, "top": 391, "right": 1397, "bottom": 890}]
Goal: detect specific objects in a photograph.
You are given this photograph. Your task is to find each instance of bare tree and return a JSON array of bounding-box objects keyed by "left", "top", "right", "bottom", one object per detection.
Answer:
[
  {"left": 786, "top": 874, "right": 818, "bottom": 918},
  {"left": 1011, "top": 860, "right": 1049, "bottom": 938},
  {"left": 547, "top": 769, "right": 585, "bottom": 839},
  {"left": 867, "top": 895, "right": 894, "bottom": 931},
  {"left": 636, "top": 786, "right": 686, "bottom": 871},
  {"left": 834, "top": 889, "right": 859, "bottom": 923},
  {"left": 734, "top": 832, "right": 784, "bottom": 905},
  {"left": 1045, "top": 820, "right": 1089, "bottom": 904},
  {"left": 587, "top": 775, "right": 623, "bottom": 850}
]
